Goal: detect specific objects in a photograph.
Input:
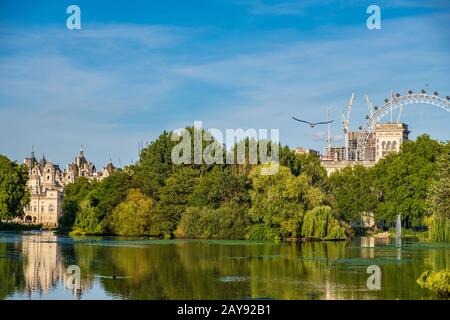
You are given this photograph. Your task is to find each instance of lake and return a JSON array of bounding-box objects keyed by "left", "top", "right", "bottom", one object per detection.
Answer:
[{"left": 0, "top": 231, "right": 448, "bottom": 300}]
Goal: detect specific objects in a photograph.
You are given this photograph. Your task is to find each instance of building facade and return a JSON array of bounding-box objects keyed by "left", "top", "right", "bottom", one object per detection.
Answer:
[
  {"left": 22, "top": 147, "right": 116, "bottom": 226},
  {"left": 320, "top": 122, "right": 410, "bottom": 175},
  {"left": 294, "top": 147, "right": 320, "bottom": 156},
  {"left": 374, "top": 122, "right": 409, "bottom": 162},
  {"left": 23, "top": 152, "right": 64, "bottom": 226}
]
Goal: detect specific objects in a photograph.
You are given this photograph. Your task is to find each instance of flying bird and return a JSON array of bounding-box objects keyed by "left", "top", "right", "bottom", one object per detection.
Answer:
[{"left": 292, "top": 116, "right": 334, "bottom": 128}]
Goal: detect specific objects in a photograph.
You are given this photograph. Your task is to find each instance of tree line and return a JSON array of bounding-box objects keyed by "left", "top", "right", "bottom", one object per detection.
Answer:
[{"left": 0, "top": 129, "right": 448, "bottom": 242}]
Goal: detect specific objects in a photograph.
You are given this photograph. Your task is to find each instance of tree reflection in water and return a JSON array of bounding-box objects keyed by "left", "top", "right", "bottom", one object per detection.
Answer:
[{"left": 0, "top": 232, "right": 448, "bottom": 300}]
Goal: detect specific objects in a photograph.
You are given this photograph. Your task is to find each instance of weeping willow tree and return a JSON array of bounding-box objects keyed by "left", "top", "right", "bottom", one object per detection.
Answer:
[
  {"left": 301, "top": 206, "right": 347, "bottom": 240},
  {"left": 427, "top": 153, "right": 450, "bottom": 242}
]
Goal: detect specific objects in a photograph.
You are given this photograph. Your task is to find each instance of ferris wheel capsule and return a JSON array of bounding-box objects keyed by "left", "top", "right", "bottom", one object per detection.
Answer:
[
  {"left": 433, "top": 91, "right": 438, "bottom": 96},
  {"left": 408, "top": 90, "right": 413, "bottom": 94},
  {"left": 396, "top": 93, "right": 401, "bottom": 97},
  {"left": 421, "top": 89, "right": 426, "bottom": 94},
  {"left": 447, "top": 96, "right": 450, "bottom": 100}
]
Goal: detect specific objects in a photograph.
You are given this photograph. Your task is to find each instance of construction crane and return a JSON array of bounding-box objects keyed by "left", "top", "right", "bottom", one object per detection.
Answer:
[
  {"left": 365, "top": 94, "right": 374, "bottom": 118},
  {"left": 341, "top": 92, "right": 354, "bottom": 134},
  {"left": 341, "top": 92, "right": 354, "bottom": 161},
  {"left": 327, "top": 107, "right": 332, "bottom": 159}
]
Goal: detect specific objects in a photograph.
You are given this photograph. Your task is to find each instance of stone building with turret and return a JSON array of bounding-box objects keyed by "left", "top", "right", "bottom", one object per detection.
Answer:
[
  {"left": 22, "top": 147, "right": 117, "bottom": 226},
  {"left": 22, "top": 150, "right": 64, "bottom": 226}
]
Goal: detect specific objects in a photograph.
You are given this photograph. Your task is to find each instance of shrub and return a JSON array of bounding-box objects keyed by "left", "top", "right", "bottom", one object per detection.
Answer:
[
  {"left": 111, "top": 189, "right": 156, "bottom": 236},
  {"left": 178, "top": 203, "right": 251, "bottom": 240},
  {"left": 417, "top": 269, "right": 450, "bottom": 296},
  {"left": 246, "top": 224, "right": 281, "bottom": 241}
]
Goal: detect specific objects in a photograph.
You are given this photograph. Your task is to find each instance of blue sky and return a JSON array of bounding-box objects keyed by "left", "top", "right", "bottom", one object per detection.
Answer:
[{"left": 0, "top": 0, "right": 449, "bottom": 167}]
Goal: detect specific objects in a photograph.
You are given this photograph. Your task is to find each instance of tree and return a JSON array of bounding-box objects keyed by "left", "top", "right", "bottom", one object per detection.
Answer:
[
  {"left": 111, "top": 189, "right": 156, "bottom": 236},
  {"left": 178, "top": 202, "right": 251, "bottom": 240},
  {"left": 153, "top": 167, "right": 200, "bottom": 236},
  {"left": 301, "top": 206, "right": 347, "bottom": 240},
  {"left": 72, "top": 170, "right": 132, "bottom": 234},
  {"left": 280, "top": 146, "right": 326, "bottom": 186},
  {"left": 0, "top": 155, "right": 30, "bottom": 221},
  {"left": 327, "top": 165, "right": 377, "bottom": 225},
  {"left": 248, "top": 164, "right": 324, "bottom": 240},
  {"left": 72, "top": 196, "right": 105, "bottom": 235},
  {"left": 58, "top": 176, "right": 95, "bottom": 233},
  {"left": 189, "top": 166, "right": 250, "bottom": 209},
  {"left": 132, "top": 131, "right": 177, "bottom": 198},
  {"left": 427, "top": 152, "right": 450, "bottom": 242},
  {"left": 133, "top": 127, "right": 222, "bottom": 199},
  {"left": 373, "top": 135, "right": 444, "bottom": 228}
]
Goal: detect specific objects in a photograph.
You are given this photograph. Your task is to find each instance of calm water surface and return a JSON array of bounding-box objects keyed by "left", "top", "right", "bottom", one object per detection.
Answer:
[{"left": 0, "top": 231, "right": 448, "bottom": 300}]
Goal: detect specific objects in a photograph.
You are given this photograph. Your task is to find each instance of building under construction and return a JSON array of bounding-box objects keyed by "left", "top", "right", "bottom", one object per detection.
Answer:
[{"left": 319, "top": 92, "right": 411, "bottom": 175}]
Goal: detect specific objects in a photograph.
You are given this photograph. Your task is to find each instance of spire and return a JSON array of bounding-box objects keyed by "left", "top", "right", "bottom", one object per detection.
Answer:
[
  {"left": 80, "top": 144, "right": 84, "bottom": 157},
  {"left": 31, "top": 145, "right": 37, "bottom": 163},
  {"left": 28, "top": 145, "right": 37, "bottom": 169},
  {"left": 39, "top": 154, "right": 47, "bottom": 166}
]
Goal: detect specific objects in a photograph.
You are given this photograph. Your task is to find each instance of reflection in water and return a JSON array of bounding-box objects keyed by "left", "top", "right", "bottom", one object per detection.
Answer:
[
  {"left": 22, "top": 233, "right": 62, "bottom": 295},
  {"left": 361, "top": 237, "right": 375, "bottom": 259},
  {"left": 0, "top": 232, "right": 448, "bottom": 300}
]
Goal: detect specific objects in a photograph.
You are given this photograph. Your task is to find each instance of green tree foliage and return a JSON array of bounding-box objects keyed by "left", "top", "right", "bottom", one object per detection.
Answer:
[
  {"left": 153, "top": 167, "right": 200, "bottom": 236},
  {"left": 189, "top": 167, "right": 250, "bottom": 209},
  {"left": 0, "top": 155, "right": 30, "bottom": 221},
  {"left": 373, "top": 135, "right": 445, "bottom": 228},
  {"left": 111, "top": 189, "right": 156, "bottom": 236},
  {"left": 72, "top": 196, "right": 105, "bottom": 235},
  {"left": 427, "top": 153, "right": 450, "bottom": 242},
  {"left": 58, "top": 176, "right": 95, "bottom": 233},
  {"left": 132, "top": 131, "right": 177, "bottom": 198},
  {"left": 248, "top": 164, "right": 324, "bottom": 240},
  {"left": 327, "top": 165, "right": 377, "bottom": 224},
  {"left": 178, "top": 203, "right": 251, "bottom": 240},
  {"left": 429, "top": 215, "right": 450, "bottom": 243},
  {"left": 72, "top": 171, "right": 132, "bottom": 234},
  {"left": 280, "top": 146, "right": 326, "bottom": 186},
  {"left": 133, "top": 127, "right": 222, "bottom": 198},
  {"left": 301, "top": 206, "right": 347, "bottom": 240},
  {"left": 417, "top": 269, "right": 450, "bottom": 296},
  {"left": 279, "top": 145, "right": 302, "bottom": 176}
]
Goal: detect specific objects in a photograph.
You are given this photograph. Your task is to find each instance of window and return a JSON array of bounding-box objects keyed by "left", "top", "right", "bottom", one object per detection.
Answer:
[{"left": 49, "top": 204, "right": 54, "bottom": 212}]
